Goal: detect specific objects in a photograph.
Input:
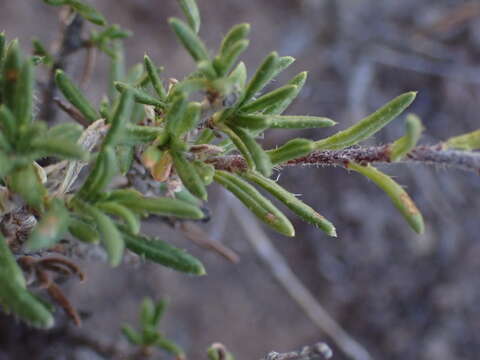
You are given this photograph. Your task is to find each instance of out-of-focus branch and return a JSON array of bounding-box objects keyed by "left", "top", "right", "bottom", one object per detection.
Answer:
[
  {"left": 262, "top": 342, "right": 333, "bottom": 360},
  {"left": 229, "top": 195, "right": 373, "bottom": 360},
  {"left": 209, "top": 145, "right": 480, "bottom": 175},
  {"left": 40, "top": 12, "right": 85, "bottom": 122}
]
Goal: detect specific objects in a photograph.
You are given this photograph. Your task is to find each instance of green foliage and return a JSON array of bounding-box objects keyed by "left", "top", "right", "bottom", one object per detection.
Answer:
[
  {"left": 122, "top": 298, "right": 185, "bottom": 358},
  {"left": 0, "top": 0, "right": 477, "bottom": 332}
]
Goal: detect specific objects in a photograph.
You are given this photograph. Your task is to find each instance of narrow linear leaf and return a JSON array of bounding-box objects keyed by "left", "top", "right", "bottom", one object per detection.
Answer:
[
  {"left": 166, "top": 93, "right": 188, "bottom": 136},
  {"left": 221, "top": 124, "right": 255, "bottom": 170},
  {"left": 15, "top": 59, "right": 34, "bottom": 127},
  {"left": 264, "top": 71, "right": 307, "bottom": 115},
  {"left": 229, "top": 113, "right": 271, "bottom": 131},
  {"left": 219, "top": 23, "right": 250, "bottom": 58},
  {"left": 227, "top": 61, "right": 247, "bottom": 90},
  {"left": 31, "top": 138, "right": 87, "bottom": 160},
  {"left": 75, "top": 200, "right": 125, "bottom": 267},
  {"left": 124, "top": 125, "right": 167, "bottom": 145},
  {"left": 103, "top": 89, "right": 134, "bottom": 147},
  {"left": 238, "top": 51, "right": 278, "bottom": 107},
  {"left": 68, "top": 218, "right": 100, "bottom": 244},
  {"left": 144, "top": 54, "right": 167, "bottom": 100},
  {"left": 195, "top": 128, "right": 215, "bottom": 145},
  {"left": 169, "top": 18, "right": 209, "bottom": 62},
  {"left": 114, "top": 81, "right": 165, "bottom": 108},
  {"left": 117, "top": 195, "right": 204, "bottom": 220},
  {"left": 0, "top": 105, "right": 17, "bottom": 140},
  {"left": 268, "top": 115, "right": 336, "bottom": 129},
  {"left": 267, "top": 138, "right": 315, "bottom": 165},
  {"left": 445, "top": 129, "right": 480, "bottom": 151},
  {"left": 3, "top": 39, "right": 21, "bottom": 111},
  {"left": 0, "top": 233, "right": 26, "bottom": 288},
  {"left": 156, "top": 338, "right": 185, "bottom": 357},
  {"left": 240, "top": 85, "right": 297, "bottom": 114},
  {"left": 122, "top": 325, "right": 143, "bottom": 345},
  {"left": 271, "top": 56, "right": 295, "bottom": 79},
  {"left": 243, "top": 171, "right": 337, "bottom": 237},
  {"left": 0, "top": 279, "right": 54, "bottom": 329},
  {"left": 177, "top": 0, "right": 201, "bottom": 33},
  {"left": 55, "top": 69, "right": 99, "bottom": 123},
  {"left": 109, "top": 41, "right": 125, "bottom": 99},
  {"left": 315, "top": 92, "right": 417, "bottom": 150},
  {"left": 348, "top": 162, "right": 424, "bottom": 234},
  {"left": 231, "top": 126, "right": 272, "bottom": 177},
  {"left": 46, "top": 122, "right": 83, "bottom": 142},
  {"left": 214, "top": 170, "right": 294, "bottom": 237},
  {"left": 121, "top": 226, "right": 206, "bottom": 275},
  {"left": 171, "top": 151, "right": 208, "bottom": 200},
  {"left": 97, "top": 202, "right": 140, "bottom": 234},
  {"left": 390, "top": 114, "right": 423, "bottom": 161},
  {"left": 192, "top": 160, "right": 215, "bottom": 185},
  {"left": 66, "top": 0, "right": 107, "bottom": 26},
  {"left": 215, "top": 39, "right": 249, "bottom": 76}
]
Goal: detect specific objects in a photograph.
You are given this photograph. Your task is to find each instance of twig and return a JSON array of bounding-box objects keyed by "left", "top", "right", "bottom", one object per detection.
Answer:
[
  {"left": 179, "top": 222, "right": 240, "bottom": 263},
  {"left": 209, "top": 145, "right": 480, "bottom": 175},
  {"left": 40, "top": 12, "right": 85, "bottom": 122},
  {"left": 228, "top": 195, "right": 373, "bottom": 360},
  {"left": 53, "top": 97, "right": 90, "bottom": 126},
  {"left": 262, "top": 342, "right": 333, "bottom": 360}
]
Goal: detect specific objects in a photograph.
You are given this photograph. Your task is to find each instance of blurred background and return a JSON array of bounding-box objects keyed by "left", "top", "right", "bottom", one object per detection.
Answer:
[{"left": 1, "top": 0, "right": 480, "bottom": 359}]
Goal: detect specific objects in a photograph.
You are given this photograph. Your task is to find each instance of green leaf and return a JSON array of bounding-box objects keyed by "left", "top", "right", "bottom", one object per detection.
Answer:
[
  {"left": 25, "top": 199, "right": 70, "bottom": 251},
  {"left": 15, "top": 59, "right": 34, "bottom": 127},
  {"left": 0, "top": 279, "right": 54, "bottom": 329},
  {"left": 114, "top": 81, "right": 166, "bottom": 108},
  {"left": 0, "top": 105, "right": 16, "bottom": 140},
  {"left": 144, "top": 55, "right": 167, "bottom": 100},
  {"left": 156, "top": 337, "right": 185, "bottom": 357},
  {"left": 445, "top": 129, "right": 480, "bottom": 151},
  {"left": 122, "top": 324, "right": 143, "bottom": 345},
  {"left": 165, "top": 93, "right": 188, "bottom": 136},
  {"left": 8, "top": 164, "right": 46, "bottom": 210},
  {"left": 220, "top": 124, "right": 255, "bottom": 170},
  {"left": 0, "top": 232, "right": 26, "bottom": 288},
  {"left": 390, "top": 114, "right": 423, "bottom": 161},
  {"left": 176, "top": 102, "right": 201, "bottom": 137},
  {"left": 267, "top": 115, "right": 336, "bottom": 129},
  {"left": 243, "top": 171, "right": 337, "bottom": 237},
  {"left": 239, "top": 85, "right": 297, "bottom": 114},
  {"left": 2, "top": 39, "right": 21, "bottom": 112},
  {"left": 195, "top": 128, "right": 215, "bottom": 145},
  {"left": 177, "top": 0, "right": 201, "bottom": 33},
  {"left": 115, "top": 195, "right": 204, "bottom": 220},
  {"left": 97, "top": 201, "right": 140, "bottom": 234},
  {"left": 124, "top": 125, "right": 167, "bottom": 145},
  {"left": 55, "top": 69, "right": 99, "bottom": 123},
  {"left": 109, "top": 41, "right": 125, "bottom": 99},
  {"left": 140, "top": 297, "right": 155, "bottom": 327},
  {"left": 227, "top": 61, "right": 247, "bottom": 90},
  {"left": 169, "top": 18, "right": 209, "bottom": 63},
  {"left": 121, "top": 227, "right": 206, "bottom": 275},
  {"left": 348, "top": 162, "right": 424, "bottom": 234},
  {"left": 103, "top": 89, "right": 134, "bottom": 147},
  {"left": 237, "top": 51, "right": 278, "bottom": 107},
  {"left": 151, "top": 299, "right": 168, "bottom": 325},
  {"left": 220, "top": 23, "right": 250, "bottom": 58},
  {"left": 214, "top": 39, "right": 249, "bottom": 76},
  {"left": 229, "top": 113, "right": 271, "bottom": 131},
  {"left": 66, "top": 0, "right": 107, "bottom": 26},
  {"left": 171, "top": 150, "right": 208, "bottom": 200},
  {"left": 68, "top": 218, "right": 100, "bottom": 244},
  {"left": 30, "top": 138, "right": 87, "bottom": 160},
  {"left": 32, "top": 38, "right": 53, "bottom": 66},
  {"left": 214, "top": 170, "right": 294, "bottom": 237},
  {"left": 75, "top": 200, "right": 125, "bottom": 266},
  {"left": 46, "top": 122, "right": 83, "bottom": 142},
  {"left": 76, "top": 146, "right": 117, "bottom": 200},
  {"left": 264, "top": 71, "right": 307, "bottom": 115},
  {"left": 315, "top": 92, "right": 417, "bottom": 150},
  {"left": 230, "top": 126, "right": 272, "bottom": 177},
  {"left": 267, "top": 138, "right": 315, "bottom": 165}
]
